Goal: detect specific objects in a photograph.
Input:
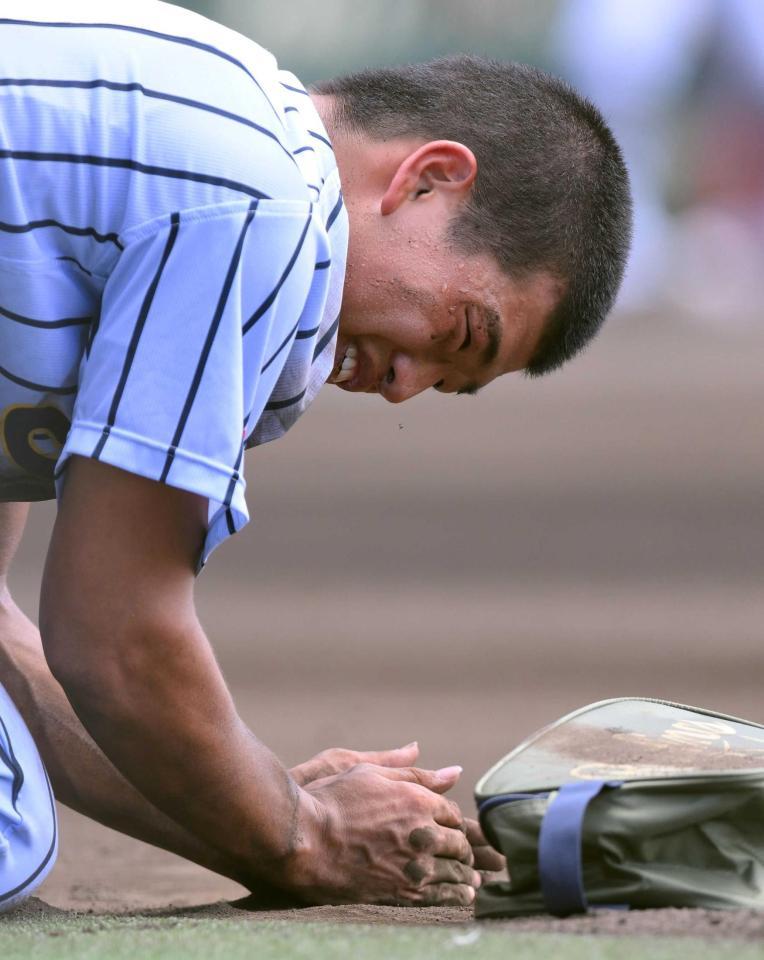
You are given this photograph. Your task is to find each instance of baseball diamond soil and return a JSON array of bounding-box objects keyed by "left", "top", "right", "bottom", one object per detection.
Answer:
[{"left": 7, "top": 316, "right": 764, "bottom": 938}]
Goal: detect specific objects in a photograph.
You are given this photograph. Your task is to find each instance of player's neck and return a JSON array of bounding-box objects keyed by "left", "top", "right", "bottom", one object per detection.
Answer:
[
  {"left": 309, "top": 93, "right": 425, "bottom": 216},
  {"left": 309, "top": 93, "right": 339, "bottom": 144}
]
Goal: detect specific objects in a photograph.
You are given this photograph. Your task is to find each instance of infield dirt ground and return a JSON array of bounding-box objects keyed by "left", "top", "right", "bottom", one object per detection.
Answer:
[{"left": 6, "top": 314, "right": 763, "bottom": 939}]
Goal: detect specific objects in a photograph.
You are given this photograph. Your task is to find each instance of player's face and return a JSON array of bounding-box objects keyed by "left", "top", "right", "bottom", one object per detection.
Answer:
[
  {"left": 331, "top": 238, "right": 556, "bottom": 402},
  {"left": 328, "top": 140, "right": 559, "bottom": 403}
]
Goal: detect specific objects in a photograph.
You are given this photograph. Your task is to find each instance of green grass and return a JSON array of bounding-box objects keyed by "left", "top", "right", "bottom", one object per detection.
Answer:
[{"left": 0, "top": 916, "right": 760, "bottom": 960}]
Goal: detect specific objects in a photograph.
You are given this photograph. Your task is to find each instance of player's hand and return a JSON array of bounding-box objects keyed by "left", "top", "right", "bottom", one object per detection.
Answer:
[
  {"left": 290, "top": 747, "right": 504, "bottom": 880},
  {"left": 290, "top": 742, "right": 420, "bottom": 786},
  {"left": 289, "top": 763, "right": 481, "bottom": 906},
  {"left": 465, "top": 818, "right": 507, "bottom": 874}
]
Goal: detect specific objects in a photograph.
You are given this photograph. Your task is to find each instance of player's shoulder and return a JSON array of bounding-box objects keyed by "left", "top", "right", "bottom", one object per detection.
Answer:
[
  {"left": 14, "top": 0, "right": 267, "bottom": 52},
  {"left": 11, "top": 0, "right": 283, "bottom": 101}
]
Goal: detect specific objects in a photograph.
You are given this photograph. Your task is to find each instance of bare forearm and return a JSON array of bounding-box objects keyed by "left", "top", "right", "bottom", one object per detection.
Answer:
[
  {"left": 41, "top": 459, "right": 317, "bottom": 891},
  {"left": 45, "top": 613, "right": 310, "bottom": 890},
  {"left": 0, "top": 597, "right": 245, "bottom": 882}
]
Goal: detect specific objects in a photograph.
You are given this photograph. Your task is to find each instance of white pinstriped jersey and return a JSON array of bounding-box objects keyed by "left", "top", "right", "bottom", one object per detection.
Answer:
[{"left": 0, "top": 0, "right": 348, "bottom": 565}]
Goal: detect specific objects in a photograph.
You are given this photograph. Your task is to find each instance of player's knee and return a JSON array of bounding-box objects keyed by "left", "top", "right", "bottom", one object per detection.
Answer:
[{"left": 0, "top": 683, "right": 58, "bottom": 912}]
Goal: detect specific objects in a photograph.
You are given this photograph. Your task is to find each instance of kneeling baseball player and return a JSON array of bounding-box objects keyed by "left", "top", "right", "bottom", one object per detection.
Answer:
[{"left": 0, "top": 1, "right": 630, "bottom": 909}]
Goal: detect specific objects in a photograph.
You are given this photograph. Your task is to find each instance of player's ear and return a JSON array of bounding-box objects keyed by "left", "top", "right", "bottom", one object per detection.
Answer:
[{"left": 380, "top": 140, "right": 477, "bottom": 216}]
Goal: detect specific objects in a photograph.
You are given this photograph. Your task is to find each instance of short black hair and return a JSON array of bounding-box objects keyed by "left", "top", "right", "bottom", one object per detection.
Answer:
[{"left": 315, "top": 56, "right": 632, "bottom": 376}]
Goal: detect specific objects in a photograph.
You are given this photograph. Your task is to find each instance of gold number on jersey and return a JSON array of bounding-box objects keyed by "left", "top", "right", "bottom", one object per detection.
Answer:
[{"left": 1, "top": 404, "right": 71, "bottom": 481}]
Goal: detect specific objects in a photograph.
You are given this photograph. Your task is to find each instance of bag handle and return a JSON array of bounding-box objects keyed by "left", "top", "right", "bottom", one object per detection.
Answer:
[{"left": 538, "top": 779, "right": 622, "bottom": 916}]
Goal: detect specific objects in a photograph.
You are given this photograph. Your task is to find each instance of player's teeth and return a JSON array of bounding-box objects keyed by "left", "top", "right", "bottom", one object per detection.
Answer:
[{"left": 329, "top": 344, "right": 358, "bottom": 383}]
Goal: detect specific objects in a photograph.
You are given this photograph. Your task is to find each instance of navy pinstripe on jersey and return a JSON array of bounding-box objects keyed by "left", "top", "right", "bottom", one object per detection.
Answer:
[{"left": 0, "top": 0, "right": 348, "bottom": 565}]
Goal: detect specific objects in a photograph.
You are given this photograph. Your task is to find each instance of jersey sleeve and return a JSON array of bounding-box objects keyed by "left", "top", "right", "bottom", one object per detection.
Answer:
[{"left": 57, "top": 199, "right": 329, "bottom": 568}]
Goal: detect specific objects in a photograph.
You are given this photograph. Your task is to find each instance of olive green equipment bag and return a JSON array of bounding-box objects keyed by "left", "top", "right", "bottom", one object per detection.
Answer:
[{"left": 475, "top": 698, "right": 764, "bottom": 918}]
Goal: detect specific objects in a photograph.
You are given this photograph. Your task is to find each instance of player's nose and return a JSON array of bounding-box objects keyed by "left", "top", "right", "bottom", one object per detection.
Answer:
[{"left": 379, "top": 353, "right": 444, "bottom": 404}]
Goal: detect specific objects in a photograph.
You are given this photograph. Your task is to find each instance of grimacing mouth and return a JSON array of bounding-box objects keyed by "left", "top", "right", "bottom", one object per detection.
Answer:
[
  {"left": 329, "top": 342, "right": 358, "bottom": 383},
  {"left": 329, "top": 340, "right": 401, "bottom": 393}
]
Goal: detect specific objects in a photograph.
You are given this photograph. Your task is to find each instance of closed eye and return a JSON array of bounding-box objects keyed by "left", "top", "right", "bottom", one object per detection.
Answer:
[{"left": 459, "top": 311, "right": 472, "bottom": 351}]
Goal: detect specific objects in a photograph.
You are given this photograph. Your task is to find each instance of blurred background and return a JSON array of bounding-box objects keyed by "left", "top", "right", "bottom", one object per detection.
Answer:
[{"left": 27, "top": 0, "right": 763, "bottom": 909}]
